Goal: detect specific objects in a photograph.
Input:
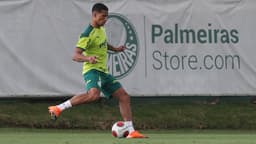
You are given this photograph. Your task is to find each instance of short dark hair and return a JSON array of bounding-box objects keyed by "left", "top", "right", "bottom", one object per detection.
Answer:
[{"left": 92, "top": 3, "right": 108, "bottom": 12}]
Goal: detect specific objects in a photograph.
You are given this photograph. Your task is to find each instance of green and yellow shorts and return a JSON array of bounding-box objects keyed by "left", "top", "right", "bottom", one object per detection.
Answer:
[{"left": 83, "top": 69, "right": 122, "bottom": 99}]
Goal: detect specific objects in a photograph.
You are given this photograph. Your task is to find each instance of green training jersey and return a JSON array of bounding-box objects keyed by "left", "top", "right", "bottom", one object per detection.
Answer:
[{"left": 76, "top": 24, "right": 108, "bottom": 74}]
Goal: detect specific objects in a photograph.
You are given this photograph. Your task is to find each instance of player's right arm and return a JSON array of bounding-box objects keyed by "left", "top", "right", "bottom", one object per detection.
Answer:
[
  {"left": 73, "top": 27, "right": 97, "bottom": 64},
  {"left": 72, "top": 48, "right": 97, "bottom": 64}
]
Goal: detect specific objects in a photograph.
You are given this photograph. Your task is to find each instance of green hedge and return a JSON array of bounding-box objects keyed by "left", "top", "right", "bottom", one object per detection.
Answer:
[{"left": 0, "top": 96, "right": 255, "bottom": 130}]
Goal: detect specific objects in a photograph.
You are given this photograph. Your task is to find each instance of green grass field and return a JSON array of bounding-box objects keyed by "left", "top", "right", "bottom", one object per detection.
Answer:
[{"left": 1, "top": 128, "right": 256, "bottom": 144}]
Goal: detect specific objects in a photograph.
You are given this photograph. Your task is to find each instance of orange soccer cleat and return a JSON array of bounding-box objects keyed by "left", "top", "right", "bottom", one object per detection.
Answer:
[
  {"left": 48, "top": 106, "right": 61, "bottom": 120},
  {"left": 126, "top": 130, "right": 148, "bottom": 138}
]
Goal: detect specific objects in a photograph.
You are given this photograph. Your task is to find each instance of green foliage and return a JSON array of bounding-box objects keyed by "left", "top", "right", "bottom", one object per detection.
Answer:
[{"left": 0, "top": 97, "right": 256, "bottom": 130}]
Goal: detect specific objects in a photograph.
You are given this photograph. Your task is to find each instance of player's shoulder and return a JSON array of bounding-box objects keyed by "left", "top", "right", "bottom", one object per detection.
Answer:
[
  {"left": 80, "top": 24, "right": 94, "bottom": 37},
  {"left": 100, "top": 26, "right": 106, "bottom": 32},
  {"left": 100, "top": 26, "right": 106, "bottom": 30}
]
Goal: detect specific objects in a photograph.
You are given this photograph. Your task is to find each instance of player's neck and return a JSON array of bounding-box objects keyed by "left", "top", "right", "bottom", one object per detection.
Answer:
[{"left": 90, "top": 22, "right": 100, "bottom": 28}]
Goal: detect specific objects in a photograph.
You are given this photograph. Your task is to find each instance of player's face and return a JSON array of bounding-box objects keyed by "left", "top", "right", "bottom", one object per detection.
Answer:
[{"left": 94, "top": 10, "right": 108, "bottom": 26}]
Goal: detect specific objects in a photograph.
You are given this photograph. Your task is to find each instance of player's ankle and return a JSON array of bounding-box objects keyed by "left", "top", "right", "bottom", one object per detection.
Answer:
[
  {"left": 124, "top": 121, "right": 135, "bottom": 133},
  {"left": 57, "top": 100, "right": 72, "bottom": 111}
]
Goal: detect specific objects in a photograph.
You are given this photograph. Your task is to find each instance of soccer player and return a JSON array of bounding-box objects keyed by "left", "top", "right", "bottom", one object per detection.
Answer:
[{"left": 48, "top": 3, "right": 146, "bottom": 138}]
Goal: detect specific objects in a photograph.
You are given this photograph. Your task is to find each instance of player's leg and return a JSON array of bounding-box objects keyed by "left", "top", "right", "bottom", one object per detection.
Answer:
[
  {"left": 112, "top": 88, "right": 132, "bottom": 121},
  {"left": 112, "top": 88, "right": 146, "bottom": 138},
  {"left": 48, "top": 70, "right": 101, "bottom": 120},
  {"left": 69, "top": 88, "right": 100, "bottom": 106},
  {"left": 48, "top": 88, "right": 101, "bottom": 120},
  {"left": 101, "top": 73, "right": 146, "bottom": 138},
  {"left": 100, "top": 74, "right": 132, "bottom": 121}
]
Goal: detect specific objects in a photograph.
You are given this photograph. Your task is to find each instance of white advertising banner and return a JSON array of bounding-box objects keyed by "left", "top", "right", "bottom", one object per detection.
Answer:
[{"left": 0, "top": 0, "right": 255, "bottom": 97}]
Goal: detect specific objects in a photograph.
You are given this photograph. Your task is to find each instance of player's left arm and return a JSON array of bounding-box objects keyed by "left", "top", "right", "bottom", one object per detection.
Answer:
[{"left": 107, "top": 43, "right": 125, "bottom": 52}]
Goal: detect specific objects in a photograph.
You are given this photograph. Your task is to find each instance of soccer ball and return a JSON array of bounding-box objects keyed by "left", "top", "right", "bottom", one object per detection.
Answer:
[{"left": 111, "top": 121, "right": 129, "bottom": 138}]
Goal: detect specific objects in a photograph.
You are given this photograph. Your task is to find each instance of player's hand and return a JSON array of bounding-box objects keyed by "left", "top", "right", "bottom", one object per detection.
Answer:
[
  {"left": 88, "top": 56, "right": 97, "bottom": 64},
  {"left": 115, "top": 46, "right": 126, "bottom": 52}
]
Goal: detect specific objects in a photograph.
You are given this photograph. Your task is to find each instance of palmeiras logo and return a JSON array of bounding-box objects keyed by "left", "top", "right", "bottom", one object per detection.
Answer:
[{"left": 105, "top": 13, "right": 139, "bottom": 79}]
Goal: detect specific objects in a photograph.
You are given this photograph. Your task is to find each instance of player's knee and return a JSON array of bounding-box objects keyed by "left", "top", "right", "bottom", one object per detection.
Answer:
[
  {"left": 119, "top": 92, "right": 130, "bottom": 103},
  {"left": 92, "top": 94, "right": 100, "bottom": 101},
  {"left": 88, "top": 88, "right": 101, "bottom": 101}
]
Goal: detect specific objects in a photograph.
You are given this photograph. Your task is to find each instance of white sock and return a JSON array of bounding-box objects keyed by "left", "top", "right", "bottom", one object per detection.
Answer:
[
  {"left": 57, "top": 100, "right": 72, "bottom": 111},
  {"left": 124, "top": 121, "right": 135, "bottom": 133}
]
